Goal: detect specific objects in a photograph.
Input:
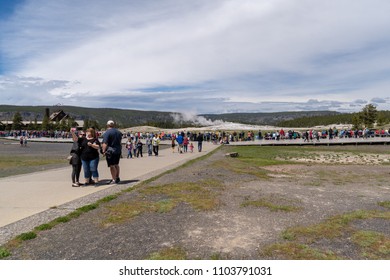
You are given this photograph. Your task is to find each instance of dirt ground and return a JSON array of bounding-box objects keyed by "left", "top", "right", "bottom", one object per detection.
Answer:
[{"left": 4, "top": 145, "right": 390, "bottom": 260}]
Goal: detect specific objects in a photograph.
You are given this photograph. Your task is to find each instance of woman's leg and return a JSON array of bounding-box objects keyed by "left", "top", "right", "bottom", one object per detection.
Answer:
[
  {"left": 71, "top": 165, "right": 77, "bottom": 183},
  {"left": 90, "top": 157, "right": 99, "bottom": 183},
  {"left": 76, "top": 163, "right": 82, "bottom": 183},
  {"left": 81, "top": 160, "right": 92, "bottom": 184}
]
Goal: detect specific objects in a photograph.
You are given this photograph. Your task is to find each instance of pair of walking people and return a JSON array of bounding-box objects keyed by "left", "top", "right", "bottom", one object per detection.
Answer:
[{"left": 70, "top": 120, "right": 122, "bottom": 187}]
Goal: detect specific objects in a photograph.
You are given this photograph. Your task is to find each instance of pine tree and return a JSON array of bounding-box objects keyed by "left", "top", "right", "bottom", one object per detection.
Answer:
[
  {"left": 376, "top": 111, "right": 388, "bottom": 127},
  {"left": 42, "top": 115, "right": 50, "bottom": 131},
  {"left": 11, "top": 112, "right": 23, "bottom": 130},
  {"left": 351, "top": 113, "right": 362, "bottom": 130},
  {"left": 360, "top": 104, "right": 377, "bottom": 128}
]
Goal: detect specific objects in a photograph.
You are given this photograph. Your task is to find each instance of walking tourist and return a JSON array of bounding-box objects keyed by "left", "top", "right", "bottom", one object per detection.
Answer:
[
  {"left": 125, "top": 139, "right": 133, "bottom": 158},
  {"left": 152, "top": 134, "right": 160, "bottom": 156},
  {"left": 136, "top": 139, "right": 144, "bottom": 157},
  {"left": 146, "top": 136, "right": 153, "bottom": 156},
  {"left": 197, "top": 133, "right": 204, "bottom": 152}
]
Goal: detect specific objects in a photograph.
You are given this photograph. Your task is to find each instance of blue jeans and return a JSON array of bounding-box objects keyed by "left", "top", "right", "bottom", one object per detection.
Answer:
[{"left": 82, "top": 157, "right": 99, "bottom": 179}]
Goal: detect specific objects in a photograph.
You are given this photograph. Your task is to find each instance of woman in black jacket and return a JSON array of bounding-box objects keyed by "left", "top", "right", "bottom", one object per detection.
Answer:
[
  {"left": 79, "top": 128, "right": 101, "bottom": 185},
  {"left": 70, "top": 130, "right": 82, "bottom": 187}
]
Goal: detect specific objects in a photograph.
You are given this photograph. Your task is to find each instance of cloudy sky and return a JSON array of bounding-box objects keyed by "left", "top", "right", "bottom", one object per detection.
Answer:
[{"left": 1, "top": 0, "right": 390, "bottom": 114}]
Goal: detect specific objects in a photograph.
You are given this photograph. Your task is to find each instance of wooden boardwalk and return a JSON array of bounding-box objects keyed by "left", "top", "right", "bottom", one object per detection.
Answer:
[{"left": 229, "top": 137, "right": 390, "bottom": 146}]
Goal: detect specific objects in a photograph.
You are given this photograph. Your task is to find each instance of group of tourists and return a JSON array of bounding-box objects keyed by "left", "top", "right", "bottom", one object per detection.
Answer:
[
  {"left": 69, "top": 120, "right": 122, "bottom": 187},
  {"left": 170, "top": 133, "right": 195, "bottom": 153},
  {"left": 124, "top": 134, "right": 162, "bottom": 158}
]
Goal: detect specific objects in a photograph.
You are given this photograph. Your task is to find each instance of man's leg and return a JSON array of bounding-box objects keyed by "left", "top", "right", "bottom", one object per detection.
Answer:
[{"left": 110, "top": 165, "right": 120, "bottom": 182}]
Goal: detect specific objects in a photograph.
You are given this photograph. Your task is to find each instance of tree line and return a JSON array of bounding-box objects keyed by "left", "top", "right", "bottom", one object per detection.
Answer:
[{"left": 277, "top": 104, "right": 390, "bottom": 129}]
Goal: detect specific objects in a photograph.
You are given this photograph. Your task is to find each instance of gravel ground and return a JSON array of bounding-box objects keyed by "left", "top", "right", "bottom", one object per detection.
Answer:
[{"left": 4, "top": 145, "right": 390, "bottom": 260}]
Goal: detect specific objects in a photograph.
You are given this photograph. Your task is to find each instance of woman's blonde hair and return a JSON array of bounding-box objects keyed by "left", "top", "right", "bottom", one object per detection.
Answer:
[{"left": 86, "top": 128, "right": 96, "bottom": 138}]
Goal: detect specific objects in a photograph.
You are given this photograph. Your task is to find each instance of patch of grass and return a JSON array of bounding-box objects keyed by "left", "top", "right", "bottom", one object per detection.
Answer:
[
  {"left": 54, "top": 216, "right": 71, "bottom": 223},
  {"left": 261, "top": 242, "right": 339, "bottom": 260},
  {"left": 34, "top": 223, "right": 53, "bottom": 231},
  {"left": 141, "top": 180, "right": 222, "bottom": 211},
  {"left": 97, "top": 194, "right": 120, "bottom": 203},
  {"left": 155, "top": 199, "right": 177, "bottom": 213},
  {"left": 146, "top": 247, "right": 187, "bottom": 260},
  {"left": 103, "top": 180, "right": 222, "bottom": 226},
  {"left": 268, "top": 208, "right": 390, "bottom": 259},
  {"left": 282, "top": 210, "right": 381, "bottom": 243},
  {"left": 210, "top": 252, "right": 225, "bottom": 260},
  {"left": 378, "top": 201, "right": 390, "bottom": 209},
  {"left": 212, "top": 157, "right": 270, "bottom": 179},
  {"left": 16, "top": 232, "right": 37, "bottom": 241},
  {"left": 225, "top": 146, "right": 299, "bottom": 166},
  {"left": 241, "top": 199, "right": 301, "bottom": 212},
  {"left": 352, "top": 231, "right": 390, "bottom": 259},
  {"left": 104, "top": 200, "right": 157, "bottom": 225},
  {"left": 77, "top": 203, "right": 98, "bottom": 212},
  {"left": 0, "top": 155, "right": 66, "bottom": 178},
  {"left": 0, "top": 247, "right": 11, "bottom": 259}
]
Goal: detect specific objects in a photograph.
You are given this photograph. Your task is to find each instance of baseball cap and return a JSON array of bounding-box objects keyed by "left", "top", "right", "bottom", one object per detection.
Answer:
[{"left": 107, "top": 120, "right": 115, "bottom": 126}]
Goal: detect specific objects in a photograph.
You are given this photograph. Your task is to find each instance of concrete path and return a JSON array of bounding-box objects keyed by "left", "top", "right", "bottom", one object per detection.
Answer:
[{"left": 0, "top": 141, "right": 219, "bottom": 244}]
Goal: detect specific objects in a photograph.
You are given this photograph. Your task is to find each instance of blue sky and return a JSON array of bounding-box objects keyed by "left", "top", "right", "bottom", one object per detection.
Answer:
[{"left": 1, "top": 0, "right": 390, "bottom": 114}]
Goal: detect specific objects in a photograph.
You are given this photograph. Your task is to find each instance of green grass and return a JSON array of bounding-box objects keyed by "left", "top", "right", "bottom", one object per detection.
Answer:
[
  {"left": 352, "top": 231, "right": 390, "bottom": 259},
  {"left": 282, "top": 210, "right": 388, "bottom": 243},
  {"left": 141, "top": 180, "right": 222, "bottom": 211},
  {"left": 261, "top": 242, "right": 339, "bottom": 260},
  {"left": 16, "top": 232, "right": 37, "bottom": 241},
  {"left": 146, "top": 247, "right": 187, "bottom": 260},
  {"left": 0, "top": 155, "right": 65, "bottom": 169},
  {"left": 104, "top": 180, "right": 223, "bottom": 226},
  {"left": 264, "top": 208, "right": 390, "bottom": 259},
  {"left": 378, "top": 201, "right": 390, "bottom": 209},
  {"left": 0, "top": 155, "right": 66, "bottom": 178},
  {"left": 0, "top": 247, "right": 11, "bottom": 259},
  {"left": 221, "top": 146, "right": 390, "bottom": 169},
  {"left": 97, "top": 194, "right": 119, "bottom": 203},
  {"left": 34, "top": 224, "right": 53, "bottom": 231},
  {"left": 103, "top": 200, "right": 160, "bottom": 225},
  {"left": 241, "top": 198, "right": 302, "bottom": 212}
]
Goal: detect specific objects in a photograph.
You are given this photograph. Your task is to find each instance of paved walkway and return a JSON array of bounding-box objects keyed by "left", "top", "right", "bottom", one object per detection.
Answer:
[{"left": 0, "top": 141, "right": 219, "bottom": 245}]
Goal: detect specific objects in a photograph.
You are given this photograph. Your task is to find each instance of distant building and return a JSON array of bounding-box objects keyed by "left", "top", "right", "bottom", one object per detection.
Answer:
[{"left": 49, "top": 110, "right": 69, "bottom": 122}]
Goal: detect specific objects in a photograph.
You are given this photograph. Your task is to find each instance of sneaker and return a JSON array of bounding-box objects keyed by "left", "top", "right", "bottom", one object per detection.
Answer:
[
  {"left": 115, "top": 177, "right": 120, "bottom": 184},
  {"left": 107, "top": 180, "right": 116, "bottom": 185},
  {"left": 72, "top": 183, "right": 80, "bottom": 187}
]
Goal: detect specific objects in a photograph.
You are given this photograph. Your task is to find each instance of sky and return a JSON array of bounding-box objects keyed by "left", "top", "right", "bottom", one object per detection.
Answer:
[{"left": 1, "top": 0, "right": 390, "bottom": 114}]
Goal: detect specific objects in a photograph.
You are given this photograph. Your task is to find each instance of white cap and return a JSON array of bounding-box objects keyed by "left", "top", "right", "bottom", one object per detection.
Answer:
[{"left": 107, "top": 120, "right": 115, "bottom": 126}]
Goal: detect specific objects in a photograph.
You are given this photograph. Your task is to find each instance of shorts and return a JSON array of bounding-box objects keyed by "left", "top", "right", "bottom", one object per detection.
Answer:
[{"left": 106, "top": 154, "right": 121, "bottom": 167}]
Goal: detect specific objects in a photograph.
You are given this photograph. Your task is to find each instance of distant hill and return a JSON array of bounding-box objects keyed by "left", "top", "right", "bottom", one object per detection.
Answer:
[
  {"left": 201, "top": 111, "right": 342, "bottom": 126},
  {"left": 0, "top": 105, "right": 365, "bottom": 128}
]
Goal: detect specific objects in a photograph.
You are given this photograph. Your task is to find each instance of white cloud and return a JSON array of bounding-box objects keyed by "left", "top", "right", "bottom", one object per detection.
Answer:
[{"left": 1, "top": 0, "right": 390, "bottom": 113}]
